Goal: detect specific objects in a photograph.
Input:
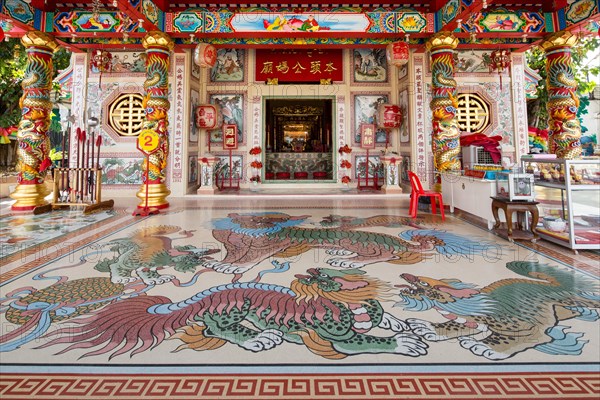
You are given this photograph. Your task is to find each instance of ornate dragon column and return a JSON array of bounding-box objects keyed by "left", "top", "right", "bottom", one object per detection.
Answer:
[
  {"left": 541, "top": 31, "right": 581, "bottom": 159},
  {"left": 137, "top": 31, "right": 174, "bottom": 209},
  {"left": 426, "top": 32, "right": 460, "bottom": 190},
  {"left": 10, "top": 31, "right": 59, "bottom": 211}
]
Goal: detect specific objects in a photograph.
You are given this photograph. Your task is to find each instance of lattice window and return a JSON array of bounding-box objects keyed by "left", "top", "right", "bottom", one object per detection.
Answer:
[
  {"left": 108, "top": 93, "right": 145, "bottom": 137},
  {"left": 455, "top": 93, "right": 490, "bottom": 134}
]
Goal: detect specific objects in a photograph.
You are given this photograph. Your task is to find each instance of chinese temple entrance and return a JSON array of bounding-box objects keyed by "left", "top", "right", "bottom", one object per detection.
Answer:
[{"left": 264, "top": 98, "right": 334, "bottom": 182}]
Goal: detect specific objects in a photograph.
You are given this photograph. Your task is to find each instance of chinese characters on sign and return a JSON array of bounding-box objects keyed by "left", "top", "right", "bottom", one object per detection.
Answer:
[
  {"left": 173, "top": 55, "right": 186, "bottom": 182},
  {"left": 223, "top": 124, "right": 238, "bottom": 150},
  {"left": 377, "top": 104, "right": 402, "bottom": 128},
  {"left": 414, "top": 55, "right": 427, "bottom": 180},
  {"left": 195, "top": 105, "right": 222, "bottom": 129},
  {"left": 255, "top": 49, "right": 343, "bottom": 83},
  {"left": 360, "top": 124, "right": 376, "bottom": 149}
]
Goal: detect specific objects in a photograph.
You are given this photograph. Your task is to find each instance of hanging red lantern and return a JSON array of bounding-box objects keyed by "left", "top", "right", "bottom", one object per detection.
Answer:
[
  {"left": 489, "top": 49, "right": 511, "bottom": 90},
  {"left": 194, "top": 43, "right": 217, "bottom": 68},
  {"left": 90, "top": 49, "right": 113, "bottom": 73},
  {"left": 377, "top": 104, "right": 402, "bottom": 128},
  {"left": 386, "top": 41, "right": 409, "bottom": 67},
  {"left": 195, "top": 104, "right": 222, "bottom": 129}
]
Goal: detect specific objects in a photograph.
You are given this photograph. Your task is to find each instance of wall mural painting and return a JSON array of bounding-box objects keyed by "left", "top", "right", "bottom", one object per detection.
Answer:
[
  {"left": 188, "top": 155, "right": 198, "bottom": 184},
  {"left": 353, "top": 49, "right": 388, "bottom": 83},
  {"left": 208, "top": 94, "right": 244, "bottom": 144},
  {"left": 210, "top": 49, "right": 245, "bottom": 83},
  {"left": 401, "top": 154, "right": 411, "bottom": 184},
  {"left": 353, "top": 94, "right": 389, "bottom": 144},
  {"left": 399, "top": 89, "right": 410, "bottom": 143},
  {"left": 189, "top": 89, "right": 199, "bottom": 143},
  {"left": 103, "top": 52, "right": 146, "bottom": 74},
  {"left": 2, "top": 212, "right": 596, "bottom": 362},
  {"left": 453, "top": 50, "right": 491, "bottom": 73},
  {"left": 100, "top": 157, "right": 143, "bottom": 185}
]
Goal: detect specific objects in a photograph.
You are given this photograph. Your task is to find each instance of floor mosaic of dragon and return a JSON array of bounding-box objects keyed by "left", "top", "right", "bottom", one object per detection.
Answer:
[{"left": 0, "top": 203, "right": 598, "bottom": 398}]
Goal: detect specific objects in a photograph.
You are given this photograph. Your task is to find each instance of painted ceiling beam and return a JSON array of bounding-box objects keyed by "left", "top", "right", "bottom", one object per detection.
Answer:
[
  {"left": 513, "top": 11, "right": 599, "bottom": 53},
  {"left": 114, "top": 0, "right": 159, "bottom": 32},
  {"left": 440, "top": 1, "right": 485, "bottom": 32},
  {"left": 0, "top": 12, "right": 85, "bottom": 53}
]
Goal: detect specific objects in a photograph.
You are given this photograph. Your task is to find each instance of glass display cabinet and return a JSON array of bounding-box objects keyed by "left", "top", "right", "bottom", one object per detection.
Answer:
[{"left": 521, "top": 157, "right": 600, "bottom": 252}]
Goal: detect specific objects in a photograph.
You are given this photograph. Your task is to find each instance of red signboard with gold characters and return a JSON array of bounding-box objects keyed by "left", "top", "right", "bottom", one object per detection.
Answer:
[
  {"left": 223, "top": 124, "right": 238, "bottom": 150},
  {"left": 360, "top": 123, "right": 376, "bottom": 149},
  {"left": 255, "top": 49, "right": 343, "bottom": 83}
]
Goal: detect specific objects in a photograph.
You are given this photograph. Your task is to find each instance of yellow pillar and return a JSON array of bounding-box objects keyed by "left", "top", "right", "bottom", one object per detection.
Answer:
[
  {"left": 541, "top": 31, "right": 581, "bottom": 159},
  {"left": 136, "top": 31, "right": 174, "bottom": 209},
  {"left": 426, "top": 32, "right": 460, "bottom": 191},
  {"left": 10, "top": 31, "right": 59, "bottom": 211}
]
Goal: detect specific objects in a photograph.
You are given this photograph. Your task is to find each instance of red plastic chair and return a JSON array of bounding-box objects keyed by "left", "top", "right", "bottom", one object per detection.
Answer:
[{"left": 408, "top": 171, "right": 445, "bottom": 221}]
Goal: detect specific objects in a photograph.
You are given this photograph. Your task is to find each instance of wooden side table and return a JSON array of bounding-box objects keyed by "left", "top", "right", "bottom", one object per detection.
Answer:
[{"left": 490, "top": 197, "right": 540, "bottom": 242}]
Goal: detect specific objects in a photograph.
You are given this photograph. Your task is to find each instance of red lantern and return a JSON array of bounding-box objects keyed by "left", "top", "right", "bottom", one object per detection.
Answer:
[
  {"left": 90, "top": 49, "right": 113, "bottom": 73},
  {"left": 489, "top": 49, "right": 511, "bottom": 89},
  {"left": 377, "top": 104, "right": 402, "bottom": 128},
  {"left": 194, "top": 43, "right": 217, "bottom": 68},
  {"left": 195, "top": 104, "right": 222, "bottom": 129},
  {"left": 386, "top": 41, "right": 409, "bottom": 67}
]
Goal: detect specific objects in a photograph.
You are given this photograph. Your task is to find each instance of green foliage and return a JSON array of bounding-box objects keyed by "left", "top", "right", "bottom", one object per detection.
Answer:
[
  {"left": 0, "top": 39, "right": 72, "bottom": 128},
  {"left": 526, "top": 37, "right": 599, "bottom": 131}
]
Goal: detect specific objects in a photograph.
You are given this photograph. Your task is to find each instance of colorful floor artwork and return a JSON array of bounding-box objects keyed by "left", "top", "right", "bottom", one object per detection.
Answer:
[{"left": 0, "top": 199, "right": 598, "bottom": 399}]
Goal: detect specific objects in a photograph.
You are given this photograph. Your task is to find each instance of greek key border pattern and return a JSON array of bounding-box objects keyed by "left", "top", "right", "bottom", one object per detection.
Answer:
[{"left": 0, "top": 373, "right": 598, "bottom": 399}]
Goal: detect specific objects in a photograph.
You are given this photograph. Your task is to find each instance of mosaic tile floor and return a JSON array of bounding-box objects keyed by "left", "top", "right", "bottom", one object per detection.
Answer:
[{"left": 0, "top": 197, "right": 598, "bottom": 399}]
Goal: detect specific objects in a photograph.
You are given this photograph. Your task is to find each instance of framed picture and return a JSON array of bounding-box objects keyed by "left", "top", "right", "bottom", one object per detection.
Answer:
[
  {"left": 214, "top": 154, "right": 243, "bottom": 179},
  {"left": 354, "top": 155, "right": 384, "bottom": 179},
  {"left": 399, "top": 89, "right": 410, "bottom": 143},
  {"left": 208, "top": 93, "right": 244, "bottom": 145},
  {"left": 210, "top": 49, "right": 245, "bottom": 83},
  {"left": 189, "top": 89, "right": 199, "bottom": 143},
  {"left": 352, "top": 48, "right": 388, "bottom": 83},
  {"left": 100, "top": 157, "right": 143, "bottom": 185},
  {"left": 188, "top": 155, "right": 198, "bottom": 184},
  {"left": 353, "top": 93, "right": 389, "bottom": 145}
]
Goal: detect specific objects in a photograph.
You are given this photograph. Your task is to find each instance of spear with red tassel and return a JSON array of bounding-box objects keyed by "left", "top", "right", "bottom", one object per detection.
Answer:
[{"left": 78, "top": 129, "right": 86, "bottom": 201}]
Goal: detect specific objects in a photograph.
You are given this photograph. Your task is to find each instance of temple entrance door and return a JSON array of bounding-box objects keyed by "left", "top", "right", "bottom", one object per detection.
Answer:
[{"left": 264, "top": 98, "right": 334, "bottom": 182}]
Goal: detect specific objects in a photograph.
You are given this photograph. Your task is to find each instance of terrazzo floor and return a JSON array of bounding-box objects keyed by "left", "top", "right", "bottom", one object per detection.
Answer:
[{"left": 1, "top": 195, "right": 598, "bottom": 399}]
